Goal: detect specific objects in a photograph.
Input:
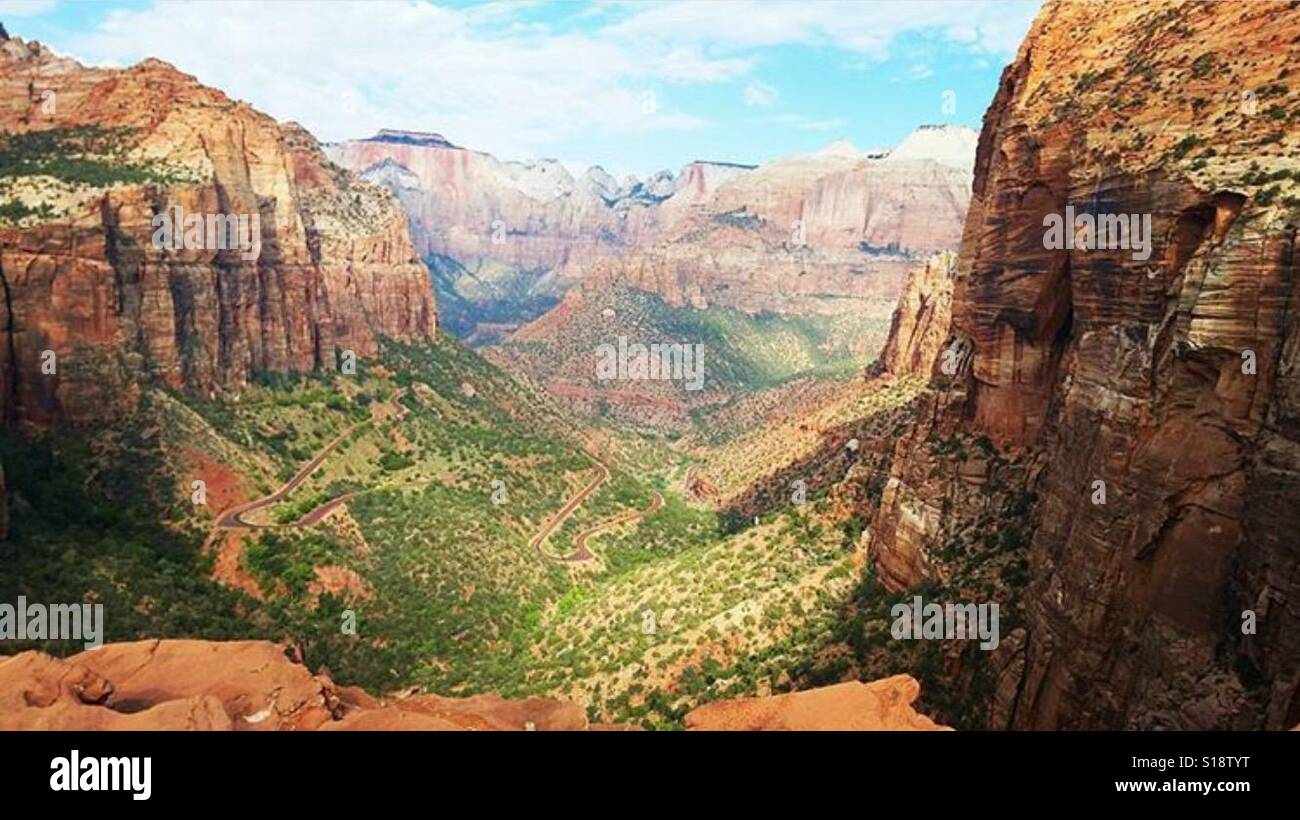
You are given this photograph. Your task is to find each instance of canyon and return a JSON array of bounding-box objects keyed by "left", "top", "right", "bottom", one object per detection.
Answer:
[{"left": 1, "top": 0, "right": 1297, "bottom": 734}]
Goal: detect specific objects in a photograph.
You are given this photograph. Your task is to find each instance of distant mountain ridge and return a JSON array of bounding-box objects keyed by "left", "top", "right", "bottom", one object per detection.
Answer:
[
  {"left": 365, "top": 129, "right": 459, "bottom": 149},
  {"left": 327, "top": 124, "right": 977, "bottom": 341}
]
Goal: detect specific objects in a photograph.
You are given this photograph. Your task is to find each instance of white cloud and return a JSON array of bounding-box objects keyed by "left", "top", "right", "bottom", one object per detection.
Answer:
[
  {"left": 743, "top": 80, "right": 778, "bottom": 107},
  {"left": 607, "top": 0, "right": 1038, "bottom": 59},
  {"left": 0, "top": 0, "right": 55, "bottom": 17},
  {"left": 55, "top": 0, "right": 1040, "bottom": 163},
  {"left": 648, "top": 47, "right": 752, "bottom": 83},
  {"left": 60, "top": 0, "right": 732, "bottom": 161}
]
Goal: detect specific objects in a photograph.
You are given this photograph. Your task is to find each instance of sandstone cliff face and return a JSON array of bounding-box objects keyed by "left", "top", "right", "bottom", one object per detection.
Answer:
[
  {"left": 723, "top": 130, "right": 975, "bottom": 257},
  {"left": 879, "top": 251, "right": 957, "bottom": 377},
  {"left": 800, "top": 159, "right": 971, "bottom": 255},
  {"left": 575, "top": 223, "right": 914, "bottom": 315},
  {"left": 0, "top": 41, "right": 436, "bottom": 425},
  {"left": 868, "top": 0, "right": 1300, "bottom": 729},
  {"left": 327, "top": 133, "right": 754, "bottom": 339},
  {"left": 326, "top": 132, "right": 677, "bottom": 275},
  {"left": 565, "top": 132, "right": 973, "bottom": 317}
]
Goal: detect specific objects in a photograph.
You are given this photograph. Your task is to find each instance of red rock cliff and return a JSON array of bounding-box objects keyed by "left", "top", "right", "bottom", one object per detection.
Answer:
[
  {"left": 880, "top": 251, "right": 957, "bottom": 377},
  {"left": 869, "top": 0, "right": 1300, "bottom": 729},
  {"left": 0, "top": 40, "right": 436, "bottom": 425}
]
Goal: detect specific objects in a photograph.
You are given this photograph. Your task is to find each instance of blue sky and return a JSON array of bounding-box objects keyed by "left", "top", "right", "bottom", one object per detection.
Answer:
[{"left": 2, "top": 0, "right": 1041, "bottom": 177}]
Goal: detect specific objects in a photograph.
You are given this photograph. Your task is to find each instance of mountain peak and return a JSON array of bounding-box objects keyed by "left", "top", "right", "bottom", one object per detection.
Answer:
[
  {"left": 887, "top": 124, "right": 978, "bottom": 170},
  {"left": 367, "top": 129, "right": 458, "bottom": 149}
]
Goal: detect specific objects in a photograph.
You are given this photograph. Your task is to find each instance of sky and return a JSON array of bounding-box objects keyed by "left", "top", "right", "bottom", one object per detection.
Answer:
[{"left": 1, "top": 0, "right": 1042, "bottom": 178}]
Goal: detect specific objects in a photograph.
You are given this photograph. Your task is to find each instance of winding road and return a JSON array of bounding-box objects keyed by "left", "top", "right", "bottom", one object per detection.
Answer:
[
  {"left": 527, "top": 447, "right": 665, "bottom": 563},
  {"left": 562, "top": 491, "right": 664, "bottom": 562},
  {"left": 528, "top": 455, "right": 611, "bottom": 558},
  {"left": 206, "top": 388, "right": 660, "bottom": 567},
  {"left": 208, "top": 388, "right": 407, "bottom": 535}
]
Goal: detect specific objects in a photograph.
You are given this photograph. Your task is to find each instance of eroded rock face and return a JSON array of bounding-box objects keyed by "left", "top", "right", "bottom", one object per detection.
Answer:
[
  {"left": 708, "top": 130, "right": 975, "bottom": 259},
  {"left": 326, "top": 133, "right": 678, "bottom": 276},
  {"left": 880, "top": 251, "right": 958, "bottom": 377},
  {"left": 327, "top": 133, "right": 763, "bottom": 340},
  {"left": 684, "top": 675, "right": 949, "bottom": 730},
  {"left": 575, "top": 224, "right": 914, "bottom": 316},
  {"left": 0, "top": 41, "right": 436, "bottom": 425},
  {"left": 578, "top": 132, "right": 975, "bottom": 316},
  {"left": 868, "top": 0, "right": 1300, "bottom": 729}
]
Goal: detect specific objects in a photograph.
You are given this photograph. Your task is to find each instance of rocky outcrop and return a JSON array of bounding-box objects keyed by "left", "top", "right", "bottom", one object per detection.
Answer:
[
  {"left": 880, "top": 251, "right": 957, "bottom": 377},
  {"left": 0, "top": 640, "right": 597, "bottom": 731},
  {"left": 887, "top": 124, "right": 980, "bottom": 170},
  {"left": 800, "top": 158, "right": 971, "bottom": 255},
  {"left": 794, "top": 134, "right": 975, "bottom": 256},
  {"left": 327, "top": 132, "right": 757, "bottom": 339},
  {"left": 867, "top": 0, "right": 1300, "bottom": 729},
  {"left": 326, "top": 131, "right": 674, "bottom": 275},
  {"left": 2, "top": 639, "right": 942, "bottom": 731},
  {"left": 0, "top": 39, "right": 436, "bottom": 425},
  {"left": 708, "top": 129, "right": 975, "bottom": 255},
  {"left": 685, "top": 675, "right": 949, "bottom": 730},
  {"left": 576, "top": 224, "right": 913, "bottom": 315},
  {"left": 565, "top": 130, "right": 974, "bottom": 317}
]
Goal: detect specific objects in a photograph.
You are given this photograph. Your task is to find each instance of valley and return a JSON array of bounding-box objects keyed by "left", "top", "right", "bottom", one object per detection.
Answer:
[
  {"left": 0, "top": 322, "right": 936, "bottom": 726},
  {"left": 1, "top": 0, "right": 1298, "bottom": 736}
]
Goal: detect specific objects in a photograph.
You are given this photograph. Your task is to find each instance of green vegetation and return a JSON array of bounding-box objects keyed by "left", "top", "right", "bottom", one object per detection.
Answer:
[
  {"left": 426, "top": 253, "right": 561, "bottom": 343},
  {"left": 496, "top": 284, "right": 896, "bottom": 439},
  {"left": 3, "top": 321, "right": 1006, "bottom": 728},
  {"left": 1171, "top": 135, "right": 1206, "bottom": 159},
  {"left": 0, "top": 126, "right": 189, "bottom": 188},
  {"left": 0, "top": 407, "right": 266, "bottom": 657},
  {"left": 712, "top": 208, "right": 764, "bottom": 230},
  {"left": 1190, "top": 53, "right": 1216, "bottom": 79},
  {"left": 0, "top": 200, "right": 54, "bottom": 221},
  {"left": 502, "top": 507, "right": 856, "bottom": 725}
]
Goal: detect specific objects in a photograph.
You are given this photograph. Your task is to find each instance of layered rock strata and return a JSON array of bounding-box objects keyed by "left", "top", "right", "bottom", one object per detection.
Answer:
[
  {"left": 0, "top": 39, "right": 436, "bottom": 425},
  {"left": 868, "top": 0, "right": 1300, "bottom": 730}
]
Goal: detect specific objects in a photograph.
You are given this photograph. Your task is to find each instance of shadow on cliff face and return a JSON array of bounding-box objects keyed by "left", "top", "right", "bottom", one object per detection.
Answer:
[
  {"left": 0, "top": 416, "right": 270, "bottom": 657},
  {"left": 866, "top": 0, "right": 1300, "bottom": 729},
  {"left": 716, "top": 389, "right": 923, "bottom": 530}
]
